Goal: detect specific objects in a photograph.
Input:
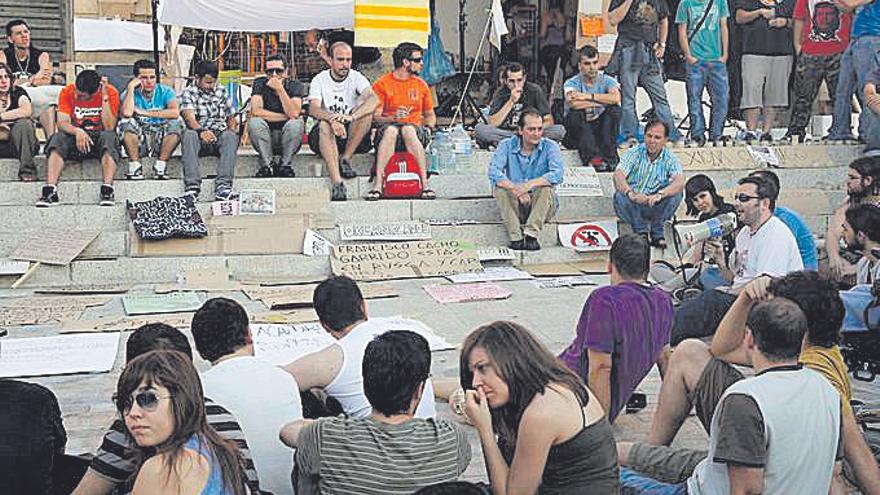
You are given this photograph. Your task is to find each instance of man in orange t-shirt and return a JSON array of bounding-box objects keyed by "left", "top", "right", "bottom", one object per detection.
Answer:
[
  {"left": 38, "top": 69, "right": 121, "bottom": 207},
  {"left": 367, "top": 42, "right": 436, "bottom": 200}
]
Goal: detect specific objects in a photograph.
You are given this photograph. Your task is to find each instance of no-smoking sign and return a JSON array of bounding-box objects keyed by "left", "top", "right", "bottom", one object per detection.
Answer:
[{"left": 558, "top": 221, "right": 618, "bottom": 252}]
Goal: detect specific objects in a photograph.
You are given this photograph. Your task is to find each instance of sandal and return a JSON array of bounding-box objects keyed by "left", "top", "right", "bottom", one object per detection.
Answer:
[
  {"left": 19, "top": 173, "right": 36, "bottom": 182},
  {"left": 420, "top": 188, "right": 436, "bottom": 200},
  {"left": 365, "top": 190, "right": 382, "bottom": 201}
]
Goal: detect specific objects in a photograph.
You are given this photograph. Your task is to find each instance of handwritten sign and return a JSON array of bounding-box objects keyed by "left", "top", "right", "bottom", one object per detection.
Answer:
[
  {"left": 532, "top": 275, "right": 598, "bottom": 289},
  {"left": 558, "top": 221, "right": 618, "bottom": 251},
  {"left": 374, "top": 316, "right": 455, "bottom": 351},
  {"left": 239, "top": 190, "right": 276, "bottom": 214},
  {"left": 252, "top": 322, "right": 335, "bottom": 365},
  {"left": 0, "top": 260, "right": 29, "bottom": 275},
  {"left": 244, "top": 283, "right": 397, "bottom": 309},
  {"left": 339, "top": 221, "right": 432, "bottom": 241},
  {"left": 446, "top": 266, "right": 533, "bottom": 283},
  {"left": 12, "top": 230, "right": 99, "bottom": 265},
  {"left": 522, "top": 260, "right": 609, "bottom": 276},
  {"left": 303, "top": 229, "right": 332, "bottom": 256},
  {"left": 0, "top": 295, "right": 112, "bottom": 326},
  {"left": 0, "top": 333, "right": 120, "bottom": 378},
  {"left": 557, "top": 167, "right": 604, "bottom": 197},
  {"left": 251, "top": 309, "right": 320, "bottom": 324},
  {"left": 331, "top": 240, "right": 482, "bottom": 281},
  {"left": 423, "top": 283, "right": 512, "bottom": 303},
  {"left": 61, "top": 313, "right": 194, "bottom": 334},
  {"left": 747, "top": 145, "right": 780, "bottom": 167},
  {"left": 477, "top": 247, "right": 516, "bottom": 261},
  {"left": 212, "top": 200, "right": 240, "bottom": 216},
  {"left": 122, "top": 292, "right": 202, "bottom": 316}
]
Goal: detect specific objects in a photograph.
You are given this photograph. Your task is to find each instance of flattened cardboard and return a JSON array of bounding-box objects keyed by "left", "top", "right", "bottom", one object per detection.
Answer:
[
  {"left": 0, "top": 333, "right": 120, "bottom": 378},
  {"left": 0, "top": 293, "right": 111, "bottom": 325},
  {"left": 35, "top": 284, "right": 131, "bottom": 295},
  {"left": 244, "top": 283, "right": 397, "bottom": 309},
  {"left": 423, "top": 283, "right": 512, "bottom": 303},
  {"left": 130, "top": 214, "right": 308, "bottom": 257},
  {"left": 521, "top": 259, "right": 609, "bottom": 276},
  {"left": 0, "top": 260, "right": 29, "bottom": 275},
  {"left": 331, "top": 240, "right": 482, "bottom": 281},
  {"left": 61, "top": 313, "right": 194, "bottom": 333},
  {"left": 275, "top": 189, "right": 330, "bottom": 213},
  {"left": 251, "top": 309, "right": 320, "bottom": 324},
  {"left": 122, "top": 292, "right": 202, "bottom": 316},
  {"left": 12, "top": 230, "right": 99, "bottom": 265},
  {"left": 153, "top": 268, "right": 241, "bottom": 293}
]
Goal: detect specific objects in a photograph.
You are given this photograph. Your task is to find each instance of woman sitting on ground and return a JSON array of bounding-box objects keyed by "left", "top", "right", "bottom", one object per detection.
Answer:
[
  {"left": 650, "top": 173, "right": 737, "bottom": 292},
  {"left": 461, "top": 321, "right": 619, "bottom": 494},
  {"left": 115, "top": 349, "right": 248, "bottom": 495}
]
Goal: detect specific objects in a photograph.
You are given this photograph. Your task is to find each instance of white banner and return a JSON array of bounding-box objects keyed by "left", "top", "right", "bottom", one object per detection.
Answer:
[
  {"left": 159, "top": 0, "right": 355, "bottom": 32},
  {"left": 558, "top": 221, "right": 618, "bottom": 251},
  {"left": 339, "top": 222, "right": 431, "bottom": 241},
  {"left": 557, "top": 168, "right": 604, "bottom": 197},
  {"left": 0, "top": 333, "right": 120, "bottom": 378}
]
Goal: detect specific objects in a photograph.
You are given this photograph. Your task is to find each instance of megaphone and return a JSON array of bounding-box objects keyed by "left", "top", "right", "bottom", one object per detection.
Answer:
[{"left": 664, "top": 212, "right": 738, "bottom": 254}]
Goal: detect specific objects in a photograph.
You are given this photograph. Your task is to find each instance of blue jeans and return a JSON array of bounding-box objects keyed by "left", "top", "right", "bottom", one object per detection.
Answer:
[
  {"left": 613, "top": 191, "right": 683, "bottom": 238},
  {"left": 830, "top": 36, "right": 880, "bottom": 140},
  {"left": 620, "top": 468, "right": 687, "bottom": 495},
  {"left": 615, "top": 41, "right": 679, "bottom": 141},
  {"left": 686, "top": 60, "right": 729, "bottom": 141}
]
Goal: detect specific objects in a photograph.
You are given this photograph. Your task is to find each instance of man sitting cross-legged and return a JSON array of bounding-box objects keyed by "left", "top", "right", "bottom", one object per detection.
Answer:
[
  {"left": 191, "top": 297, "right": 303, "bottom": 495},
  {"left": 119, "top": 59, "right": 182, "bottom": 180},
  {"left": 248, "top": 53, "right": 305, "bottom": 179},
  {"left": 488, "top": 108, "right": 564, "bottom": 251},
  {"left": 619, "top": 296, "right": 844, "bottom": 494},
  {"left": 281, "top": 275, "right": 437, "bottom": 419},
  {"left": 70, "top": 323, "right": 264, "bottom": 495},
  {"left": 281, "top": 330, "right": 471, "bottom": 495},
  {"left": 827, "top": 157, "right": 880, "bottom": 280},
  {"left": 620, "top": 271, "right": 880, "bottom": 494},
  {"left": 307, "top": 41, "right": 377, "bottom": 202},
  {"left": 559, "top": 233, "right": 673, "bottom": 422}
]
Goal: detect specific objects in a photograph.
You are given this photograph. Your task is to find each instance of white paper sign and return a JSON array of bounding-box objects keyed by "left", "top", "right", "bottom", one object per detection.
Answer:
[
  {"left": 558, "top": 221, "right": 619, "bottom": 251},
  {"left": 598, "top": 34, "right": 618, "bottom": 54},
  {"left": 212, "top": 200, "right": 240, "bottom": 216},
  {"left": 252, "top": 322, "right": 335, "bottom": 365},
  {"left": 532, "top": 275, "right": 598, "bottom": 289},
  {"left": 557, "top": 168, "right": 604, "bottom": 197},
  {"left": 747, "top": 145, "right": 780, "bottom": 167},
  {"left": 477, "top": 247, "right": 516, "bottom": 261},
  {"left": 373, "top": 316, "right": 455, "bottom": 351},
  {"left": 0, "top": 333, "right": 120, "bottom": 378},
  {"left": 0, "top": 259, "right": 29, "bottom": 275},
  {"left": 239, "top": 190, "right": 276, "bottom": 214},
  {"left": 303, "top": 229, "right": 332, "bottom": 256},
  {"left": 339, "top": 222, "right": 432, "bottom": 241},
  {"left": 446, "top": 266, "right": 533, "bottom": 283}
]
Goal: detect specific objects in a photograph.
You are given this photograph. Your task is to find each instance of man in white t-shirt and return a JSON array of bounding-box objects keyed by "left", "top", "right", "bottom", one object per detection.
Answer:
[
  {"left": 191, "top": 297, "right": 303, "bottom": 495},
  {"left": 670, "top": 175, "right": 803, "bottom": 344},
  {"left": 307, "top": 42, "right": 377, "bottom": 202},
  {"left": 281, "top": 275, "right": 436, "bottom": 419}
]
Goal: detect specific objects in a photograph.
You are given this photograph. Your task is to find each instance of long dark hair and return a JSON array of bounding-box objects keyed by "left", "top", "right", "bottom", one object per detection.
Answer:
[
  {"left": 685, "top": 174, "right": 727, "bottom": 216},
  {"left": 116, "top": 350, "right": 247, "bottom": 495},
  {"left": 459, "top": 321, "right": 589, "bottom": 445}
]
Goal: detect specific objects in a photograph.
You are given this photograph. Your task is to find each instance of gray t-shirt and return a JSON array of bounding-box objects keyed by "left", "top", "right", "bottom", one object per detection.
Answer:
[{"left": 294, "top": 415, "right": 471, "bottom": 495}]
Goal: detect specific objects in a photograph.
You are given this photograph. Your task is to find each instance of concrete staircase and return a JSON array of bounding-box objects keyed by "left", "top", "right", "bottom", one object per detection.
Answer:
[{"left": 0, "top": 144, "right": 859, "bottom": 287}]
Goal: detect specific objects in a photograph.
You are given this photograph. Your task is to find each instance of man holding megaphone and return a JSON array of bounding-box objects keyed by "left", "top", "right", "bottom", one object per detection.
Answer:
[{"left": 669, "top": 174, "right": 804, "bottom": 345}]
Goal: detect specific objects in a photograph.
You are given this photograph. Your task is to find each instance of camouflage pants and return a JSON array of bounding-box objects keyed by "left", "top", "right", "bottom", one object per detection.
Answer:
[{"left": 788, "top": 52, "right": 841, "bottom": 134}]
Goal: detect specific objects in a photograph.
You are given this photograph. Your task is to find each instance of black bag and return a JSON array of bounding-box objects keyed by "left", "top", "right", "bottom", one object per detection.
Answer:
[{"left": 127, "top": 196, "right": 208, "bottom": 241}]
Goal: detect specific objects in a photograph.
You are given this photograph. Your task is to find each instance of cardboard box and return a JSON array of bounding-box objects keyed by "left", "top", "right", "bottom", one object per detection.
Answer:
[{"left": 130, "top": 214, "right": 308, "bottom": 257}]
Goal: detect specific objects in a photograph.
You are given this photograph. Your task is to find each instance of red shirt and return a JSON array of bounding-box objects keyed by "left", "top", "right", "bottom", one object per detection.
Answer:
[
  {"left": 57, "top": 83, "right": 120, "bottom": 132},
  {"left": 794, "top": 0, "right": 852, "bottom": 56}
]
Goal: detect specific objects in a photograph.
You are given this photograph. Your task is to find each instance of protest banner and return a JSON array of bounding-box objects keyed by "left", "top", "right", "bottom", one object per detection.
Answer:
[
  {"left": 558, "top": 221, "right": 618, "bottom": 251},
  {"left": 423, "top": 283, "right": 512, "bottom": 303},
  {"left": 61, "top": 313, "right": 194, "bottom": 334},
  {"left": 11, "top": 230, "right": 99, "bottom": 265},
  {"left": 122, "top": 292, "right": 202, "bottom": 316},
  {"left": 0, "top": 333, "right": 120, "bottom": 378},
  {"left": 557, "top": 167, "right": 604, "bottom": 197},
  {"left": 446, "top": 266, "right": 533, "bottom": 283},
  {"left": 303, "top": 229, "right": 332, "bottom": 256},
  {"left": 252, "top": 322, "right": 335, "bottom": 365},
  {"left": 747, "top": 145, "right": 780, "bottom": 167},
  {"left": 331, "top": 240, "right": 482, "bottom": 281},
  {"left": 339, "top": 221, "right": 432, "bottom": 241},
  {"left": 0, "top": 295, "right": 112, "bottom": 326}
]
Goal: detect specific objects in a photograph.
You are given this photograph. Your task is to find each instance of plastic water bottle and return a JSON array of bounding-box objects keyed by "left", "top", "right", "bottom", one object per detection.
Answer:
[
  {"left": 450, "top": 124, "right": 473, "bottom": 170},
  {"left": 432, "top": 130, "right": 456, "bottom": 173}
]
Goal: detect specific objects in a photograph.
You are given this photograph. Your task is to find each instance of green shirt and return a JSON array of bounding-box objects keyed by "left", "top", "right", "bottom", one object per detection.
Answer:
[{"left": 675, "top": 0, "right": 730, "bottom": 61}]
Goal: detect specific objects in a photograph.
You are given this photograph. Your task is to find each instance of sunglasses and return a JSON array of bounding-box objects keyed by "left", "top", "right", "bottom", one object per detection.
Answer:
[
  {"left": 734, "top": 193, "right": 762, "bottom": 203},
  {"left": 266, "top": 68, "right": 285, "bottom": 75},
  {"left": 408, "top": 57, "right": 423, "bottom": 63},
  {"left": 113, "top": 390, "right": 172, "bottom": 414}
]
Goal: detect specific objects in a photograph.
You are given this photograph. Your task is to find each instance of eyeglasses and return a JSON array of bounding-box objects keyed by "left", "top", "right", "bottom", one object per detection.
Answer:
[
  {"left": 734, "top": 193, "right": 762, "bottom": 203},
  {"left": 408, "top": 57, "right": 423, "bottom": 63},
  {"left": 266, "top": 68, "right": 285, "bottom": 75},
  {"left": 113, "top": 390, "right": 172, "bottom": 414}
]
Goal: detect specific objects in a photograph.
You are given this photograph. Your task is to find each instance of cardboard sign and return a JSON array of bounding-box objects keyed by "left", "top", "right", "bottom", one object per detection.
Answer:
[
  {"left": 275, "top": 189, "right": 330, "bottom": 213},
  {"left": 747, "top": 145, "right": 780, "bottom": 167},
  {"left": 251, "top": 309, "right": 320, "bottom": 324},
  {"left": 580, "top": 15, "right": 604, "bottom": 36},
  {"left": 154, "top": 269, "right": 241, "bottom": 293},
  {"left": 477, "top": 247, "right": 516, "bottom": 262},
  {"left": 446, "top": 266, "right": 533, "bottom": 283},
  {"left": 239, "top": 189, "right": 276, "bottom": 214},
  {"left": 422, "top": 218, "right": 482, "bottom": 226},
  {"left": 122, "top": 292, "right": 202, "bottom": 316},
  {"left": 331, "top": 240, "right": 482, "bottom": 281},
  {"left": 558, "top": 221, "right": 618, "bottom": 251},
  {"left": 0, "top": 295, "right": 112, "bottom": 326},
  {"left": 532, "top": 275, "right": 598, "bottom": 289},
  {"left": 339, "top": 221, "right": 432, "bottom": 241},
  {"left": 61, "top": 313, "right": 194, "bottom": 334},
  {"left": 12, "top": 230, "right": 99, "bottom": 265},
  {"left": 244, "top": 283, "right": 397, "bottom": 309},
  {"left": 557, "top": 168, "right": 604, "bottom": 197},
  {"left": 303, "top": 229, "right": 332, "bottom": 256},
  {"left": 423, "top": 283, "right": 512, "bottom": 303},
  {"left": 212, "top": 200, "right": 240, "bottom": 216},
  {"left": 522, "top": 260, "right": 609, "bottom": 276},
  {"left": 0, "top": 333, "right": 120, "bottom": 378},
  {"left": 252, "top": 322, "right": 335, "bottom": 365},
  {"left": 0, "top": 260, "right": 29, "bottom": 275},
  {"left": 35, "top": 284, "right": 131, "bottom": 295}
]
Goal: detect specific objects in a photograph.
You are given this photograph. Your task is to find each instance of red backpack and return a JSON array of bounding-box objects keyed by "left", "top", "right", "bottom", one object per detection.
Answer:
[{"left": 382, "top": 151, "right": 423, "bottom": 199}]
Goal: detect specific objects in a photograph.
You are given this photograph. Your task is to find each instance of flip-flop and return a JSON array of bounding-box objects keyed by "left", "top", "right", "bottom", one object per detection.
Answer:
[
  {"left": 365, "top": 190, "right": 382, "bottom": 201},
  {"left": 420, "top": 188, "right": 436, "bottom": 200}
]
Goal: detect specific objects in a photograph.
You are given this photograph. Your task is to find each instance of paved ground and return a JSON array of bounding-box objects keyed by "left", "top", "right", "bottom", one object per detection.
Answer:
[{"left": 5, "top": 275, "right": 878, "bottom": 487}]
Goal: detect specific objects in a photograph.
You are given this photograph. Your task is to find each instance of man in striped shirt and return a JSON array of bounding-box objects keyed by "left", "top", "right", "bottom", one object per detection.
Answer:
[
  {"left": 71, "top": 324, "right": 263, "bottom": 495},
  {"left": 281, "top": 330, "right": 471, "bottom": 495}
]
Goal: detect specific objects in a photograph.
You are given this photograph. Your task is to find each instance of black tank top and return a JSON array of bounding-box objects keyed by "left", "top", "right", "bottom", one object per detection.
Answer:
[{"left": 4, "top": 46, "right": 43, "bottom": 79}]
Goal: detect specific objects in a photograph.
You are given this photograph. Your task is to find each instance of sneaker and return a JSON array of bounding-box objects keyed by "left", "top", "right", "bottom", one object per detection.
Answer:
[
  {"left": 331, "top": 182, "right": 347, "bottom": 201},
  {"left": 509, "top": 239, "right": 526, "bottom": 250},
  {"left": 126, "top": 162, "right": 144, "bottom": 180},
  {"left": 650, "top": 236, "right": 668, "bottom": 250},
  {"left": 686, "top": 136, "right": 707, "bottom": 147},
  {"left": 36, "top": 185, "right": 59, "bottom": 207},
  {"left": 99, "top": 185, "right": 115, "bottom": 206},
  {"left": 214, "top": 186, "right": 237, "bottom": 201},
  {"left": 276, "top": 165, "right": 295, "bottom": 178},
  {"left": 183, "top": 188, "right": 200, "bottom": 201},
  {"left": 339, "top": 158, "right": 357, "bottom": 179},
  {"left": 524, "top": 235, "right": 541, "bottom": 251},
  {"left": 152, "top": 163, "right": 169, "bottom": 180},
  {"left": 759, "top": 132, "right": 773, "bottom": 143},
  {"left": 255, "top": 165, "right": 274, "bottom": 178}
]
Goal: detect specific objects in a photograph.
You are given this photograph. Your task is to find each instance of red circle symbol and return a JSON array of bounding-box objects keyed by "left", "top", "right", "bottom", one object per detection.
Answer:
[{"left": 570, "top": 224, "right": 613, "bottom": 249}]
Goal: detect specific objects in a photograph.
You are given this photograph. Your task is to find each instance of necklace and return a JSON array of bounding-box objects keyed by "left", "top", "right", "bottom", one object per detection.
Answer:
[{"left": 14, "top": 48, "right": 29, "bottom": 76}]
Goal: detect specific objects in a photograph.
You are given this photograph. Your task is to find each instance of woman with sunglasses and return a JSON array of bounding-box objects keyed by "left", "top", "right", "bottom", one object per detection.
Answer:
[
  {"left": 462, "top": 321, "right": 619, "bottom": 495},
  {"left": 115, "top": 349, "right": 248, "bottom": 495},
  {"left": 0, "top": 62, "right": 39, "bottom": 182}
]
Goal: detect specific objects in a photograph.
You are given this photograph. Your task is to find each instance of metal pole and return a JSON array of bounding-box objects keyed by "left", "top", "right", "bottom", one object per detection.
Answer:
[{"left": 152, "top": 0, "right": 161, "bottom": 77}]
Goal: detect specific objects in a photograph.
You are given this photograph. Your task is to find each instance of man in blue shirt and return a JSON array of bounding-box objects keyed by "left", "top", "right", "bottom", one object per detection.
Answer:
[
  {"left": 612, "top": 118, "right": 685, "bottom": 248},
  {"left": 562, "top": 45, "right": 621, "bottom": 172},
  {"left": 119, "top": 59, "right": 182, "bottom": 180},
  {"left": 488, "top": 108, "right": 564, "bottom": 251},
  {"left": 749, "top": 170, "right": 819, "bottom": 269},
  {"left": 864, "top": 57, "right": 880, "bottom": 154}
]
